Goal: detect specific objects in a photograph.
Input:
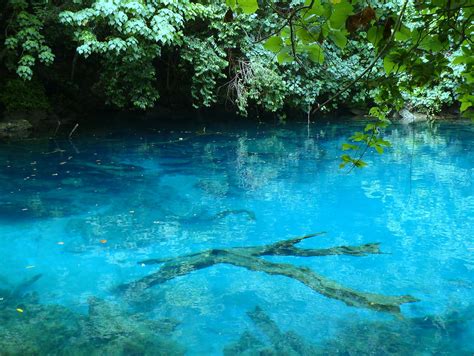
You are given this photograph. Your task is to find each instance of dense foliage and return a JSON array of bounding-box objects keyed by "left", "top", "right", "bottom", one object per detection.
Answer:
[{"left": 1, "top": 0, "right": 471, "bottom": 115}]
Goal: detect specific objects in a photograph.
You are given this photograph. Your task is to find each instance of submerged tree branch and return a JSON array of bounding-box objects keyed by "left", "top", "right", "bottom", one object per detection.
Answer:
[{"left": 119, "top": 233, "right": 418, "bottom": 314}]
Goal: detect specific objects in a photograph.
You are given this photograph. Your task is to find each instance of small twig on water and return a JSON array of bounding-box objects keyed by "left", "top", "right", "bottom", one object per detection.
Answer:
[
  {"left": 69, "top": 123, "right": 79, "bottom": 138},
  {"left": 307, "top": 108, "right": 311, "bottom": 138},
  {"left": 53, "top": 120, "right": 61, "bottom": 138},
  {"left": 68, "top": 139, "right": 80, "bottom": 154}
]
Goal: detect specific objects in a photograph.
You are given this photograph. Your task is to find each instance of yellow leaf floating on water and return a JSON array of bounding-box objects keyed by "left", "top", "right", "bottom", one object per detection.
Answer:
[
  {"left": 100, "top": 239, "right": 107, "bottom": 244},
  {"left": 16, "top": 308, "right": 24, "bottom": 313}
]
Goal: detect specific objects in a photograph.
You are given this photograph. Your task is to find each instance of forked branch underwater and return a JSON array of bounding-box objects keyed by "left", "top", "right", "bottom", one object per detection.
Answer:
[{"left": 119, "top": 233, "right": 418, "bottom": 314}]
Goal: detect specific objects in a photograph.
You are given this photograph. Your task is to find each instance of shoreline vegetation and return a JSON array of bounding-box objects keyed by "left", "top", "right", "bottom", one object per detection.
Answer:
[
  {"left": 1, "top": 0, "right": 472, "bottom": 142},
  {"left": 1, "top": 0, "right": 472, "bottom": 174}
]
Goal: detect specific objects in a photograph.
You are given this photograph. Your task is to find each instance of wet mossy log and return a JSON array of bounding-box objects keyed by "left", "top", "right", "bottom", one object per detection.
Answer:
[{"left": 121, "top": 233, "right": 418, "bottom": 314}]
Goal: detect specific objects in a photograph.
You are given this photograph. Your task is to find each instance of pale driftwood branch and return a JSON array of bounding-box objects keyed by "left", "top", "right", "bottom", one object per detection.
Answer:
[{"left": 69, "top": 123, "right": 79, "bottom": 138}]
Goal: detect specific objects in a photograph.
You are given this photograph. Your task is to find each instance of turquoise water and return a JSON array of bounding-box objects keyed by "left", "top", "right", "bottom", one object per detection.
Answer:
[{"left": 0, "top": 119, "right": 473, "bottom": 354}]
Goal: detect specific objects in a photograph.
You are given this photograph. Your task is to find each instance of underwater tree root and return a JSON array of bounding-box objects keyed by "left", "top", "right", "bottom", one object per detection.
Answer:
[
  {"left": 120, "top": 233, "right": 418, "bottom": 314},
  {"left": 223, "top": 306, "right": 319, "bottom": 355}
]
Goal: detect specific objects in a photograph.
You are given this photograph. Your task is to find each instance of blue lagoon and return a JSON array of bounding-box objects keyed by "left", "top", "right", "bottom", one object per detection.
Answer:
[{"left": 0, "top": 119, "right": 473, "bottom": 355}]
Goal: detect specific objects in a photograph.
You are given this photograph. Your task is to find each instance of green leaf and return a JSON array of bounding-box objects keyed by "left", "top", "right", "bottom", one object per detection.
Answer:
[
  {"left": 367, "top": 26, "right": 383, "bottom": 46},
  {"left": 350, "top": 131, "right": 366, "bottom": 142},
  {"left": 419, "top": 35, "right": 444, "bottom": 52},
  {"left": 378, "top": 139, "right": 391, "bottom": 147},
  {"left": 329, "top": 0, "right": 353, "bottom": 29},
  {"left": 364, "top": 123, "right": 375, "bottom": 131},
  {"left": 226, "top": 0, "right": 236, "bottom": 9},
  {"left": 5, "top": 37, "right": 18, "bottom": 49},
  {"left": 296, "top": 28, "right": 317, "bottom": 44},
  {"left": 306, "top": 44, "right": 324, "bottom": 64},
  {"left": 394, "top": 25, "right": 411, "bottom": 41},
  {"left": 321, "top": 23, "right": 330, "bottom": 38},
  {"left": 460, "top": 101, "right": 472, "bottom": 112},
  {"left": 329, "top": 30, "right": 347, "bottom": 49},
  {"left": 341, "top": 154, "right": 352, "bottom": 162},
  {"left": 237, "top": 0, "right": 258, "bottom": 14},
  {"left": 342, "top": 143, "right": 358, "bottom": 150},
  {"left": 374, "top": 145, "right": 384, "bottom": 154},
  {"left": 354, "top": 160, "right": 368, "bottom": 168},
  {"left": 383, "top": 56, "right": 396, "bottom": 75},
  {"left": 281, "top": 27, "right": 291, "bottom": 38},
  {"left": 277, "top": 49, "right": 293, "bottom": 64},
  {"left": 264, "top": 36, "right": 283, "bottom": 53},
  {"left": 304, "top": 0, "right": 324, "bottom": 16},
  {"left": 453, "top": 55, "right": 474, "bottom": 65},
  {"left": 16, "top": 65, "right": 33, "bottom": 80}
]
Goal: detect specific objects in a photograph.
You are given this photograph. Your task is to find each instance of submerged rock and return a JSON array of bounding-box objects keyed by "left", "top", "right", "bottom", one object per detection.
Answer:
[
  {"left": 0, "top": 273, "right": 184, "bottom": 355},
  {"left": 0, "top": 297, "right": 82, "bottom": 355},
  {"left": 65, "top": 297, "right": 184, "bottom": 355},
  {"left": 398, "top": 108, "right": 428, "bottom": 124},
  {"left": 318, "top": 310, "right": 474, "bottom": 355},
  {"left": 0, "top": 294, "right": 185, "bottom": 355},
  {"left": 0, "top": 196, "right": 84, "bottom": 221},
  {"left": 195, "top": 178, "right": 230, "bottom": 197},
  {"left": 225, "top": 306, "right": 474, "bottom": 355},
  {"left": 0, "top": 119, "right": 33, "bottom": 140},
  {"left": 0, "top": 274, "right": 81, "bottom": 355}
]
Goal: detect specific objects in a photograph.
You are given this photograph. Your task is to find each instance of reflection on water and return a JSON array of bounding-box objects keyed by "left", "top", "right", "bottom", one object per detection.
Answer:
[{"left": 0, "top": 119, "right": 473, "bottom": 354}]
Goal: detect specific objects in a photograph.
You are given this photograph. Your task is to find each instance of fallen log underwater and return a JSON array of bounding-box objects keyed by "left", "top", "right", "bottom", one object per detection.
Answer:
[
  {"left": 224, "top": 306, "right": 320, "bottom": 355},
  {"left": 0, "top": 273, "right": 43, "bottom": 310},
  {"left": 119, "top": 233, "right": 419, "bottom": 314}
]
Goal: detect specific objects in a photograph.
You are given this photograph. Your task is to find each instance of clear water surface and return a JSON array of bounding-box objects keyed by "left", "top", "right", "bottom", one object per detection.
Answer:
[{"left": 0, "top": 118, "right": 473, "bottom": 355}]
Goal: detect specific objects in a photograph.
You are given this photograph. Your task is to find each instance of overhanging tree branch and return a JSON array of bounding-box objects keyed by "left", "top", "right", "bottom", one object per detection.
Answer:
[{"left": 311, "top": 0, "right": 410, "bottom": 115}]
